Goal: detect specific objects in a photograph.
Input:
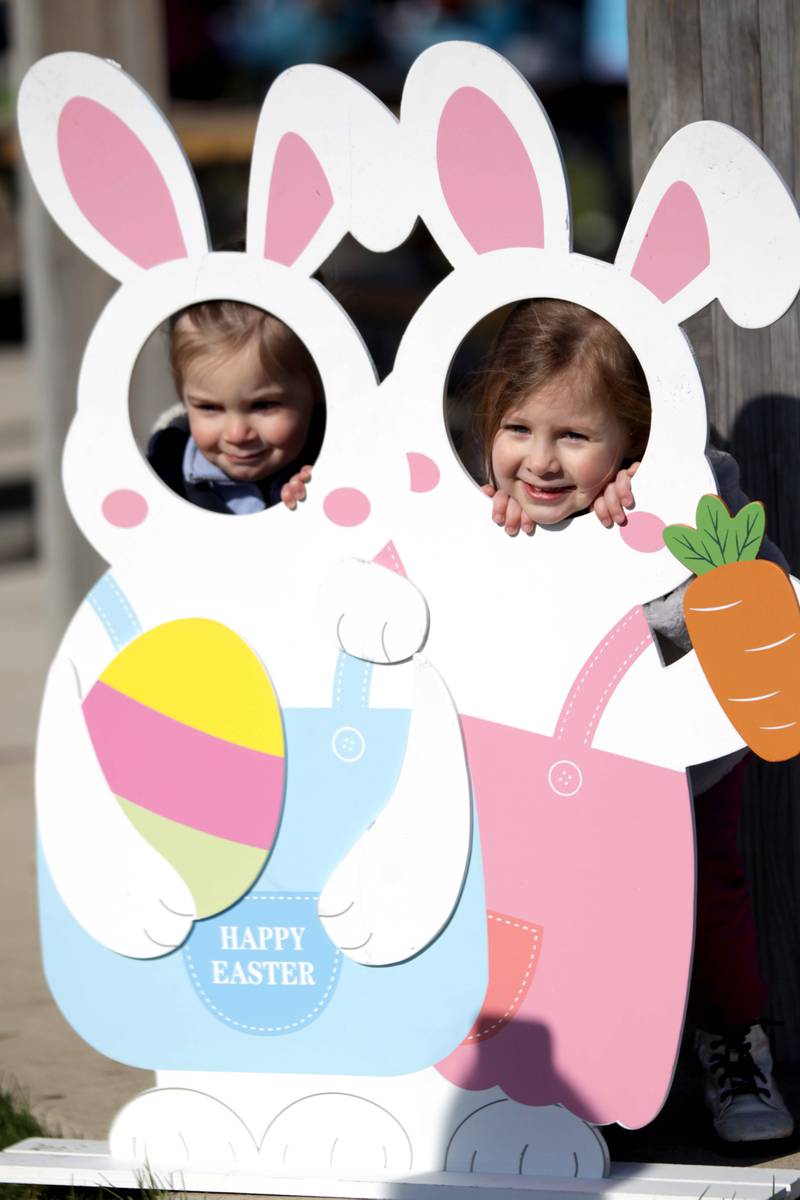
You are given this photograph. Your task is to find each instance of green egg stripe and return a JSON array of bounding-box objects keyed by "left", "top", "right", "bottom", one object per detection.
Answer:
[{"left": 116, "top": 796, "right": 267, "bottom": 919}]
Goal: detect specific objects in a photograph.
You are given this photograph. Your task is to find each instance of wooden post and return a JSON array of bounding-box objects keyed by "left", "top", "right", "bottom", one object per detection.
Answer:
[
  {"left": 628, "top": 0, "right": 800, "bottom": 1060},
  {"left": 10, "top": 0, "right": 168, "bottom": 650}
]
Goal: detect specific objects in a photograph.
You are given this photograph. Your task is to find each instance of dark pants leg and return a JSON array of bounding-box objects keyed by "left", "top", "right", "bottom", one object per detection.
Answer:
[{"left": 688, "top": 757, "right": 769, "bottom": 1030}]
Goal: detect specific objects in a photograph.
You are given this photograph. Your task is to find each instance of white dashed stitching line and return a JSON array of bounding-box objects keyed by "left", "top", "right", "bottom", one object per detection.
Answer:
[
  {"left": 333, "top": 654, "right": 345, "bottom": 710},
  {"left": 384, "top": 543, "right": 402, "bottom": 573},
  {"left": 106, "top": 576, "right": 140, "bottom": 630},
  {"left": 556, "top": 611, "right": 637, "bottom": 738},
  {"left": 556, "top": 608, "right": 650, "bottom": 741},
  {"left": 87, "top": 596, "right": 121, "bottom": 649},
  {"left": 582, "top": 635, "right": 653, "bottom": 745},
  {"left": 465, "top": 915, "right": 541, "bottom": 1042},
  {"left": 183, "top": 894, "right": 341, "bottom": 1034}
]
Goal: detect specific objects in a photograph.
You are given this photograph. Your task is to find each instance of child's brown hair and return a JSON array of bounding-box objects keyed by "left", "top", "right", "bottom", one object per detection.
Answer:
[
  {"left": 170, "top": 299, "right": 326, "bottom": 463},
  {"left": 474, "top": 298, "right": 651, "bottom": 483},
  {"left": 170, "top": 300, "right": 323, "bottom": 404}
]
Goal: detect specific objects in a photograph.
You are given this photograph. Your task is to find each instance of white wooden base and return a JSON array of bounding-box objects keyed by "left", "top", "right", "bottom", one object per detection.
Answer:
[{"left": 0, "top": 1140, "right": 798, "bottom": 1200}]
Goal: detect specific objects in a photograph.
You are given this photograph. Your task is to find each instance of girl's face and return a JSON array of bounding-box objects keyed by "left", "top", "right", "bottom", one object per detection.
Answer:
[
  {"left": 179, "top": 324, "right": 315, "bottom": 483},
  {"left": 490, "top": 371, "right": 630, "bottom": 525}
]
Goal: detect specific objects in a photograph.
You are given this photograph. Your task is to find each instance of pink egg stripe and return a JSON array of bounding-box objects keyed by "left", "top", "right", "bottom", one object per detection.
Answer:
[{"left": 82, "top": 682, "right": 283, "bottom": 850}]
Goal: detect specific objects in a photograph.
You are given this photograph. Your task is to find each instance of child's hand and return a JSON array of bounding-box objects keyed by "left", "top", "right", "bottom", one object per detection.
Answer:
[
  {"left": 481, "top": 483, "right": 535, "bottom": 537},
  {"left": 592, "top": 462, "right": 640, "bottom": 528},
  {"left": 281, "top": 465, "right": 312, "bottom": 510}
]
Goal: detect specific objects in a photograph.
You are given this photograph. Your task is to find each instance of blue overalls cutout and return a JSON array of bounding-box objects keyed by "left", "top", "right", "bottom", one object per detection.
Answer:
[{"left": 39, "top": 574, "right": 486, "bottom": 1074}]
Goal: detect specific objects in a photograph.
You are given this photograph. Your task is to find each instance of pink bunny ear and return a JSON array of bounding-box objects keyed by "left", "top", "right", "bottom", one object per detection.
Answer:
[
  {"left": 263, "top": 132, "right": 334, "bottom": 266},
  {"left": 616, "top": 122, "right": 800, "bottom": 327},
  {"left": 436, "top": 87, "right": 545, "bottom": 254},
  {"left": 58, "top": 98, "right": 188, "bottom": 269},
  {"left": 18, "top": 53, "right": 208, "bottom": 282},
  {"left": 629, "top": 181, "right": 710, "bottom": 303}
]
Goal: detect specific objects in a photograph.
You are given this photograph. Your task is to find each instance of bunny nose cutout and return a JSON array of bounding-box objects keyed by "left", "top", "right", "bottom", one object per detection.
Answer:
[
  {"left": 373, "top": 541, "right": 407, "bottom": 576},
  {"left": 323, "top": 488, "right": 371, "bottom": 527}
]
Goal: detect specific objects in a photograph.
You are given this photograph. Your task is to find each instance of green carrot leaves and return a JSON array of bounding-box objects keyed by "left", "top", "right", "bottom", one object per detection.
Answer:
[
  {"left": 730, "top": 502, "right": 766, "bottom": 563},
  {"left": 663, "top": 495, "right": 765, "bottom": 576},
  {"left": 662, "top": 523, "right": 719, "bottom": 575}
]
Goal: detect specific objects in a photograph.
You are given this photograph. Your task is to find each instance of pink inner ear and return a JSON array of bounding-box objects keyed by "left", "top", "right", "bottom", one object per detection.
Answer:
[
  {"left": 630, "top": 181, "right": 710, "bottom": 303},
  {"left": 58, "top": 97, "right": 188, "bottom": 269},
  {"left": 436, "top": 87, "right": 544, "bottom": 254},
  {"left": 264, "top": 132, "right": 334, "bottom": 266}
]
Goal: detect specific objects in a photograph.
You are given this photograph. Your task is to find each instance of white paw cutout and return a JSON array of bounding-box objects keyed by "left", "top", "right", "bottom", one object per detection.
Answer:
[
  {"left": 110, "top": 1087, "right": 258, "bottom": 1170},
  {"left": 36, "top": 656, "right": 196, "bottom": 958},
  {"left": 323, "top": 558, "right": 430, "bottom": 664},
  {"left": 319, "top": 656, "right": 470, "bottom": 964},
  {"left": 260, "top": 1092, "right": 413, "bottom": 1176}
]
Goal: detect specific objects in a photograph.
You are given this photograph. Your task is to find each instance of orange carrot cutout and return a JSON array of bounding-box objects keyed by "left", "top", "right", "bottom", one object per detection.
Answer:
[{"left": 663, "top": 496, "right": 800, "bottom": 763}]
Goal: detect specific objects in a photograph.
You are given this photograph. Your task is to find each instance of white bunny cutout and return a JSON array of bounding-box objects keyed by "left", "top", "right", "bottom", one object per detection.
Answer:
[
  {"left": 19, "top": 41, "right": 800, "bottom": 1187},
  {"left": 22, "top": 45, "right": 517, "bottom": 1181},
  {"left": 375, "top": 39, "right": 800, "bottom": 1143}
]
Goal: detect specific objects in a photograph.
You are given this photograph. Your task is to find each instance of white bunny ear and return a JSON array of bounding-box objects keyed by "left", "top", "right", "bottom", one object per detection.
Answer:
[
  {"left": 17, "top": 52, "right": 209, "bottom": 283},
  {"left": 616, "top": 121, "right": 800, "bottom": 328},
  {"left": 401, "top": 41, "right": 570, "bottom": 268},
  {"left": 246, "top": 64, "right": 415, "bottom": 275}
]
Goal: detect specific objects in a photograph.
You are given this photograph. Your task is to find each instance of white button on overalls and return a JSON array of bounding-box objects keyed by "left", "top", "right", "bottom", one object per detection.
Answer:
[
  {"left": 548, "top": 759, "right": 583, "bottom": 796},
  {"left": 331, "top": 725, "right": 366, "bottom": 763}
]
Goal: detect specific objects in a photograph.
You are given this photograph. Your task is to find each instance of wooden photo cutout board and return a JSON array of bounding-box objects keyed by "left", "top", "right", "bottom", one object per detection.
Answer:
[{"left": 10, "top": 40, "right": 800, "bottom": 1193}]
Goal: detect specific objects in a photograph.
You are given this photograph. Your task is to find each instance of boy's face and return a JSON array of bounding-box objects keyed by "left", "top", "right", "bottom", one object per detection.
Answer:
[{"left": 179, "top": 324, "right": 315, "bottom": 483}]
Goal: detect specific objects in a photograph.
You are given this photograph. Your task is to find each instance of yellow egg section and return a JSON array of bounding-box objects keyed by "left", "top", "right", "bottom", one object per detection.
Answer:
[{"left": 99, "top": 619, "right": 284, "bottom": 756}]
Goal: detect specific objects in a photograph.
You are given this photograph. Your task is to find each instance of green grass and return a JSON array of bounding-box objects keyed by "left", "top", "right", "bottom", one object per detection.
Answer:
[
  {"left": 0, "top": 1081, "right": 49, "bottom": 1152},
  {"left": 0, "top": 1080, "right": 52, "bottom": 1199},
  {"left": 0, "top": 1082, "right": 172, "bottom": 1199}
]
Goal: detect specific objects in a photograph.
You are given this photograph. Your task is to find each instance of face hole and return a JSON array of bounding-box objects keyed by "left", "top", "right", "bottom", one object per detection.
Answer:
[
  {"left": 130, "top": 300, "right": 326, "bottom": 516},
  {"left": 446, "top": 297, "right": 651, "bottom": 526}
]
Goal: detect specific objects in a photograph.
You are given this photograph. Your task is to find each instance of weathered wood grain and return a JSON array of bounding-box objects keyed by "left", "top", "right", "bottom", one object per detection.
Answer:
[{"left": 628, "top": 0, "right": 800, "bottom": 1061}]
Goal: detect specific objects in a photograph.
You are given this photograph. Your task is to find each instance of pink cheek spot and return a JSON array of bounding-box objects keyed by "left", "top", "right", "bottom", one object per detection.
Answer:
[
  {"left": 619, "top": 511, "right": 666, "bottom": 554},
  {"left": 323, "top": 488, "right": 371, "bottom": 527},
  {"left": 102, "top": 489, "right": 149, "bottom": 528},
  {"left": 407, "top": 452, "right": 440, "bottom": 493}
]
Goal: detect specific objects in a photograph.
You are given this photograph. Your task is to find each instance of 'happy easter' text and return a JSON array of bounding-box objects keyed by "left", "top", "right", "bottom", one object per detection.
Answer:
[{"left": 210, "top": 925, "right": 316, "bottom": 987}]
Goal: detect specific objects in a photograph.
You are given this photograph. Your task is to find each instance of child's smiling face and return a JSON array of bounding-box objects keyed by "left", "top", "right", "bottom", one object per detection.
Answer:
[
  {"left": 179, "top": 322, "right": 315, "bottom": 483},
  {"left": 491, "top": 370, "right": 631, "bottom": 525}
]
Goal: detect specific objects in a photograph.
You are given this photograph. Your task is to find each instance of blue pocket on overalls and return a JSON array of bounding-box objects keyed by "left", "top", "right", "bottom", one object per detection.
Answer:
[{"left": 184, "top": 892, "right": 341, "bottom": 1035}]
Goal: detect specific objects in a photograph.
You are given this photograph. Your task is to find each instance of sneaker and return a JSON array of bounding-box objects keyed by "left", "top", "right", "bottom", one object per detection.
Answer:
[{"left": 696, "top": 1022, "right": 795, "bottom": 1142}]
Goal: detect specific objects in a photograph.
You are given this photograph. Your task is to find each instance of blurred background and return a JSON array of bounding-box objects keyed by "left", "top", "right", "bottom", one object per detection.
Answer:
[{"left": 2, "top": 0, "right": 800, "bottom": 1164}]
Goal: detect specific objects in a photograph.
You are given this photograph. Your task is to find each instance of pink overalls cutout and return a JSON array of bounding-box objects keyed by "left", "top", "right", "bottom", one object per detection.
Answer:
[{"left": 438, "top": 606, "right": 695, "bottom": 1129}]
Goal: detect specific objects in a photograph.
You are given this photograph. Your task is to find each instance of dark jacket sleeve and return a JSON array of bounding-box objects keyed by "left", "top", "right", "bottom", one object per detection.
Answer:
[{"left": 146, "top": 426, "right": 190, "bottom": 501}]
